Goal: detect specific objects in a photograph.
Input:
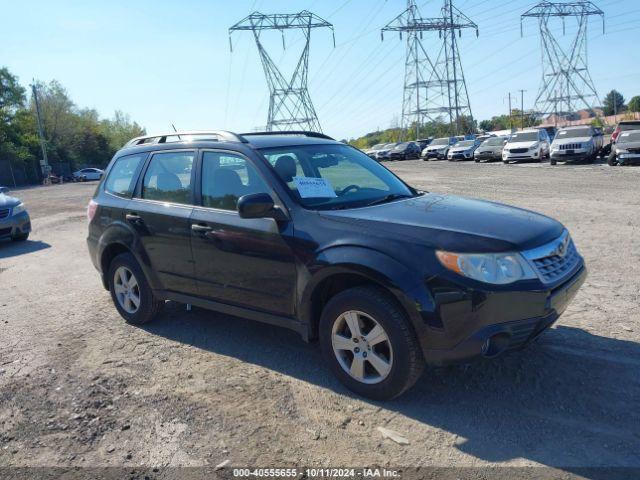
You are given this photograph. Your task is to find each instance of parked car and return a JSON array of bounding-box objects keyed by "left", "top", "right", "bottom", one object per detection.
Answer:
[
  {"left": 415, "top": 138, "right": 433, "bottom": 150},
  {"left": 549, "top": 125, "right": 603, "bottom": 165},
  {"left": 422, "top": 137, "right": 456, "bottom": 160},
  {"left": 540, "top": 126, "right": 557, "bottom": 143},
  {"left": 388, "top": 142, "right": 422, "bottom": 160},
  {"left": 502, "top": 129, "right": 550, "bottom": 163},
  {"left": 447, "top": 139, "right": 482, "bottom": 161},
  {"left": 88, "top": 130, "right": 586, "bottom": 400},
  {"left": 364, "top": 144, "right": 385, "bottom": 160},
  {"left": 474, "top": 136, "right": 508, "bottom": 162},
  {"left": 609, "top": 129, "right": 640, "bottom": 166},
  {"left": 0, "top": 188, "right": 31, "bottom": 242},
  {"left": 374, "top": 143, "right": 399, "bottom": 162},
  {"left": 73, "top": 168, "right": 104, "bottom": 181},
  {"left": 607, "top": 120, "right": 640, "bottom": 164}
]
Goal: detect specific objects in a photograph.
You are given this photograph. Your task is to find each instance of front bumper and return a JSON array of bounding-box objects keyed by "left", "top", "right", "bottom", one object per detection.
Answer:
[
  {"left": 617, "top": 153, "right": 640, "bottom": 165},
  {"left": 448, "top": 152, "right": 473, "bottom": 161},
  {"left": 550, "top": 150, "right": 591, "bottom": 162},
  {"left": 423, "top": 150, "right": 446, "bottom": 159},
  {"left": 420, "top": 264, "right": 587, "bottom": 366},
  {"left": 474, "top": 151, "right": 502, "bottom": 162},
  {"left": 0, "top": 211, "right": 31, "bottom": 240},
  {"left": 503, "top": 149, "right": 540, "bottom": 161}
]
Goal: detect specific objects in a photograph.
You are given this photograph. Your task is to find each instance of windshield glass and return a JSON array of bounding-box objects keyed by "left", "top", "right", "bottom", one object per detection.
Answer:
[
  {"left": 383, "top": 143, "right": 397, "bottom": 149},
  {"left": 509, "top": 131, "right": 538, "bottom": 142},
  {"left": 394, "top": 143, "right": 409, "bottom": 150},
  {"left": 431, "top": 138, "right": 449, "bottom": 146},
  {"left": 371, "top": 144, "right": 384, "bottom": 150},
  {"left": 483, "top": 137, "right": 505, "bottom": 146},
  {"left": 453, "top": 140, "right": 474, "bottom": 148},
  {"left": 260, "top": 144, "right": 416, "bottom": 210},
  {"left": 618, "top": 131, "right": 640, "bottom": 143},
  {"left": 556, "top": 128, "right": 592, "bottom": 139}
]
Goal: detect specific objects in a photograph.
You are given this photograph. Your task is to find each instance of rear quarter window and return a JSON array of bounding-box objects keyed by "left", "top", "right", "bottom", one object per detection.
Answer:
[{"left": 104, "top": 153, "right": 146, "bottom": 198}]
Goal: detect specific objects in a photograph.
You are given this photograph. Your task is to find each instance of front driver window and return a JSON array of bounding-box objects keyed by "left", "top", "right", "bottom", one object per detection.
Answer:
[{"left": 201, "top": 151, "right": 269, "bottom": 211}]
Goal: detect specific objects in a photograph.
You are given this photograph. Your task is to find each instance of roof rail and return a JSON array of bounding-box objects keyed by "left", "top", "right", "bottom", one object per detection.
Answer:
[
  {"left": 124, "top": 130, "right": 248, "bottom": 147},
  {"left": 240, "top": 131, "right": 335, "bottom": 141}
]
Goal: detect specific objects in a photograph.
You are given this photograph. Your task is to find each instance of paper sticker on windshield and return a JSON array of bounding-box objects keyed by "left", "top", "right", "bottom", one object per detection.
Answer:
[
  {"left": 293, "top": 177, "right": 337, "bottom": 198},
  {"left": 621, "top": 132, "right": 630, "bottom": 137}
]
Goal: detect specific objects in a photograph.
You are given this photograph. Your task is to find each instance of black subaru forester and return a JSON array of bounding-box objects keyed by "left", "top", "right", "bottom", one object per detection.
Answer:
[{"left": 87, "top": 130, "right": 586, "bottom": 400}]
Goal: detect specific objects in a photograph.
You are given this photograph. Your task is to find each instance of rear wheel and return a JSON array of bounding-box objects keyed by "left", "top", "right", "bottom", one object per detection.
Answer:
[
  {"left": 608, "top": 151, "right": 618, "bottom": 166},
  {"left": 108, "top": 252, "right": 163, "bottom": 325},
  {"left": 319, "top": 286, "right": 424, "bottom": 400}
]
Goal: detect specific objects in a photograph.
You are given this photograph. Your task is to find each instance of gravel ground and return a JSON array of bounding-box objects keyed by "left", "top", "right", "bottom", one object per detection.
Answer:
[{"left": 1, "top": 161, "right": 639, "bottom": 476}]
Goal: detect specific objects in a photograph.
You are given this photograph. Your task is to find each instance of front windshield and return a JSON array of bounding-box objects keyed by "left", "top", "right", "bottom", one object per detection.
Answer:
[
  {"left": 384, "top": 143, "right": 397, "bottom": 149},
  {"left": 509, "top": 131, "right": 538, "bottom": 142},
  {"left": 453, "top": 140, "right": 474, "bottom": 148},
  {"left": 371, "top": 144, "right": 384, "bottom": 150},
  {"left": 556, "top": 128, "right": 591, "bottom": 139},
  {"left": 394, "top": 143, "right": 409, "bottom": 150},
  {"left": 431, "top": 138, "right": 449, "bottom": 146},
  {"left": 483, "top": 137, "right": 505, "bottom": 146},
  {"left": 260, "top": 144, "right": 416, "bottom": 210},
  {"left": 618, "top": 131, "right": 640, "bottom": 143}
]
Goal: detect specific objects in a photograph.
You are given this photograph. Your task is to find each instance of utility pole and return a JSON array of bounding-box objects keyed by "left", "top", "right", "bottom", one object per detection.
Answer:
[
  {"left": 508, "top": 92, "right": 513, "bottom": 130},
  {"left": 31, "top": 82, "right": 50, "bottom": 181},
  {"left": 519, "top": 89, "right": 526, "bottom": 129}
]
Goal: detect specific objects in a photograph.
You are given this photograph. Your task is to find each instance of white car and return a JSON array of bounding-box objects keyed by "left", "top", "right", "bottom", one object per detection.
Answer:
[
  {"left": 73, "top": 168, "right": 104, "bottom": 181},
  {"left": 502, "top": 129, "right": 550, "bottom": 164}
]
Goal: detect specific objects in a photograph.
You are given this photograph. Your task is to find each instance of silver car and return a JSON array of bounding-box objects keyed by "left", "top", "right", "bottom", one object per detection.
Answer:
[
  {"left": 610, "top": 129, "right": 640, "bottom": 166},
  {"left": 550, "top": 126, "right": 603, "bottom": 165},
  {"left": 474, "top": 136, "right": 508, "bottom": 163}
]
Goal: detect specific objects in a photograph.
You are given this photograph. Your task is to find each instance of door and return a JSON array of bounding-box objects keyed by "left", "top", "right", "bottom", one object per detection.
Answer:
[
  {"left": 126, "top": 150, "right": 198, "bottom": 295},
  {"left": 190, "top": 150, "right": 297, "bottom": 316}
]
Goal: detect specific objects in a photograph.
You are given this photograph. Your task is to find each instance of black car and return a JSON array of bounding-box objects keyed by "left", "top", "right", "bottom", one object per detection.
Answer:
[
  {"left": 388, "top": 142, "right": 422, "bottom": 161},
  {"left": 87, "top": 130, "right": 587, "bottom": 400}
]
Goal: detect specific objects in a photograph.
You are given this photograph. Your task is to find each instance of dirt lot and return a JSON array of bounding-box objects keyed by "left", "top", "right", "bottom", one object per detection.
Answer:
[{"left": 1, "top": 161, "right": 639, "bottom": 476}]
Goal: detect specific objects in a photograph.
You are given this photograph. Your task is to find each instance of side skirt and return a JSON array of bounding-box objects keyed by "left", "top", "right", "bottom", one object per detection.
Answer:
[{"left": 157, "top": 290, "right": 310, "bottom": 341}]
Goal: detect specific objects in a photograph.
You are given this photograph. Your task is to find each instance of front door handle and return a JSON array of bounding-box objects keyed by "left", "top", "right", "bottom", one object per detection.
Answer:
[{"left": 191, "top": 224, "right": 213, "bottom": 234}]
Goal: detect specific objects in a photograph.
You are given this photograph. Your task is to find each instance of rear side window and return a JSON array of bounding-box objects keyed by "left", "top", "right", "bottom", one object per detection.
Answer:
[
  {"left": 104, "top": 154, "right": 146, "bottom": 198},
  {"left": 142, "top": 151, "right": 195, "bottom": 204}
]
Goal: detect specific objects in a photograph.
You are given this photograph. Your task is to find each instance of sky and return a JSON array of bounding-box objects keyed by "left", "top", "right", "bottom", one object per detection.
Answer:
[{"left": 1, "top": 0, "right": 638, "bottom": 140}]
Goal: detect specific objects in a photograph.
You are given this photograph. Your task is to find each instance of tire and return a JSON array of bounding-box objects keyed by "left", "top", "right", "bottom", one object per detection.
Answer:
[
  {"left": 319, "top": 286, "right": 425, "bottom": 400},
  {"left": 608, "top": 151, "right": 618, "bottom": 166},
  {"left": 11, "top": 232, "right": 29, "bottom": 242},
  {"left": 108, "top": 252, "right": 164, "bottom": 325},
  {"left": 550, "top": 158, "right": 557, "bottom": 166}
]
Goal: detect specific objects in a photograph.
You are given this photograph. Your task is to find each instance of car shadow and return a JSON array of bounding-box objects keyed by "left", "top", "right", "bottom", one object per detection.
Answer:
[
  {"left": 0, "top": 239, "right": 51, "bottom": 259},
  {"left": 144, "top": 303, "right": 640, "bottom": 475}
]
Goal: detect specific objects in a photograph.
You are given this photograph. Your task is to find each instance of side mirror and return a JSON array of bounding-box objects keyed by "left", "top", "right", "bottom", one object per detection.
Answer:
[
  {"left": 0, "top": 186, "right": 9, "bottom": 194},
  {"left": 237, "top": 193, "right": 286, "bottom": 220}
]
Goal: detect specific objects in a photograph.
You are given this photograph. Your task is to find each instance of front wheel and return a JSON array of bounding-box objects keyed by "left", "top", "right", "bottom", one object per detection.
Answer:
[
  {"left": 11, "top": 232, "right": 29, "bottom": 242},
  {"left": 608, "top": 151, "right": 618, "bottom": 166},
  {"left": 319, "top": 286, "right": 425, "bottom": 400},
  {"left": 108, "top": 252, "right": 164, "bottom": 325}
]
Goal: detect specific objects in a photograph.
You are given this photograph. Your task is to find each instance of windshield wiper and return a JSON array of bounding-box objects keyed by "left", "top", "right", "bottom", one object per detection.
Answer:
[{"left": 363, "top": 194, "right": 413, "bottom": 207}]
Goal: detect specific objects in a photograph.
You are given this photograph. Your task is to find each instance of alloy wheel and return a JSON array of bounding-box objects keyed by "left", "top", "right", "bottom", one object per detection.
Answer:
[
  {"left": 331, "top": 310, "right": 393, "bottom": 384},
  {"left": 113, "top": 266, "right": 141, "bottom": 314}
]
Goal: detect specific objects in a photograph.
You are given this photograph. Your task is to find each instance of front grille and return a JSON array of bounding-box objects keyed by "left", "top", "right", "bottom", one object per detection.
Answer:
[
  {"left": 0, "top": 227, "right": 11, "bottom": 237},
  {"left": 0, "top": 208, "right": 10, "bottom": 220},
  {"left": 559, "top": 143, "right": 583, "bottom": 150},
  {"left": 509, "top": 148, "right": 528, "bottom": 154},
  {"left": 532, "top": 239, "right": 580, "bottom": 283}
]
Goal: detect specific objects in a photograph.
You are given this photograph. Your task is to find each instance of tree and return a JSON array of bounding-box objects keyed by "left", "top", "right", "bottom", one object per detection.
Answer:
[
  {"left": 603, "top": 89, "right": 625, "bottom": 116},
  {"left": 0, "top": 67, "right": 26, "bottom": 113},
  {"left": 627, "top": 96, "right": 640, "bottom": 113}
]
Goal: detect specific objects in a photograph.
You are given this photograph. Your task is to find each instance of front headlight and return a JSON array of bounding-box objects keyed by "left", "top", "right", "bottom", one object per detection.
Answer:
[
  {"left": 529, "top": 143, "right": 540, "bottom": 151},
  {"left": 12, "top": 203, "right": 26, "bottom": 216},
  {"left": 436, "top": 250, "right": 537, "bottom": 285}
]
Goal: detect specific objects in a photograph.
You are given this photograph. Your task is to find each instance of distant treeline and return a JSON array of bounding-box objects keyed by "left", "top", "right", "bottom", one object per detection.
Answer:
[{"left": 0, "top": 66, "right": 144, "bottom": 184}]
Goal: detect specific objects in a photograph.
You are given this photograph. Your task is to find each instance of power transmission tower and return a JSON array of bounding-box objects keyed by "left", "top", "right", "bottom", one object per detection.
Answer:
[
  {"left": 381, "top": 0, "right": 478, "bottom": 138},
  {"left": 521, "top": 1, "right": 605, "bottom": 122},
  {"left": 229, "top": 11, "right": 334, "bottom": 132}
]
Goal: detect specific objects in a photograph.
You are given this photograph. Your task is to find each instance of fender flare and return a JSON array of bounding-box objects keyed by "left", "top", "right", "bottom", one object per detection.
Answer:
[{"left": 298, "top": 245, "right": 435, "bottom": 340}]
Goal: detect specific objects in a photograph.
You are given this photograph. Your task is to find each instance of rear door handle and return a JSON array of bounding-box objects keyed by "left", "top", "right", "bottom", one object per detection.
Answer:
[
  {"left": 191, "top": 224, "right": 213, "bottom": 234},
  {"left": 126, "top": 213, "right": 143, "bottom": 224}
]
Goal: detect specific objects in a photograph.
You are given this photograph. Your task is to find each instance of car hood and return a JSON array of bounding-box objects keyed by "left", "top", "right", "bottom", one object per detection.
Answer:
[
  {"left": 450, "top": 146, "right": 473, "bottom": 153},
  {"left": 426, "top": 144, "right": 448, "bottom": 151},
  {"left": 477, "top": 145, "right": 502, "bottom": 152},
  {"left": 318, "top": 193, "right": 563, "bottom": 253},
  {"left": 617, "top": 141, "right": 640, "bottom": 151},
  {"left": 506, "top": 140, "right": 537, "bottom": 149},
  {"left": 553, "top": 136, "right": 591, "bottom": 146},
  {"left": 0, "top": 193, "right": 21, "bottom": 208}
]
